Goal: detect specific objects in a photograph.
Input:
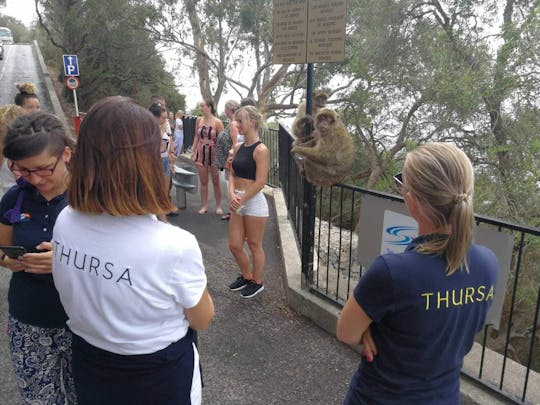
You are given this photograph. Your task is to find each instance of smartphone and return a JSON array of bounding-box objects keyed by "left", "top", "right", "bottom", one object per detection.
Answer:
[{"left": 0, "top": 246, "right": 27, "bottom": 259}]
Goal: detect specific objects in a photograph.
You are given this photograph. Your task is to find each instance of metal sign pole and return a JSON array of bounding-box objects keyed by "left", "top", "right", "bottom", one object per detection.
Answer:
[
  {"left": 73, "top": 89, "right": 79, "bottom": 116},
  {"left": 301, "top": 63, "right": 316, "bottom": 286}
]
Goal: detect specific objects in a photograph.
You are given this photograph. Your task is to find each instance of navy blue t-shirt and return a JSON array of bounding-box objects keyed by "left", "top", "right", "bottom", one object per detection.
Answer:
[
  {"left": 0, "top": 184, "right": 68, "bottom": 328},
  {"left": 345, "top": 234, "right": 499, "bottom": 405}
]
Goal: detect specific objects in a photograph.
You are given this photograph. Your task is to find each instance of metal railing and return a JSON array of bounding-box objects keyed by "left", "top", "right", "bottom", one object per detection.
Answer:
[
  {"left": 276, "top": 123, "right": 540, "bottom": 404},
  {"left": 183, "top": 119, "right": 539, "bottom": 403}
]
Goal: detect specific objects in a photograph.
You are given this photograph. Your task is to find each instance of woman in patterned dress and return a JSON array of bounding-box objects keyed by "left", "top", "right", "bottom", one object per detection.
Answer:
[{"left": 191, "top": 99, "right": 224, "bottom": 215}]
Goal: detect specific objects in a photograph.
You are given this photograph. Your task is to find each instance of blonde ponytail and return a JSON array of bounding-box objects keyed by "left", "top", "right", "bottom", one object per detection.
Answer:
[{"left": 404, "top": 143, "right": 474, "bottom": 275}]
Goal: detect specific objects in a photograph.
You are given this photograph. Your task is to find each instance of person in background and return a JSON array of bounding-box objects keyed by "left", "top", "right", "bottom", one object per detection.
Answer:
[
  {"left": 0, "top": 104, "right": 25, "bottom": 196},
  {"left": 52, "top": 96, "right": 215, "bottom": 405},
  {"left": 191, "top": 99, "right": 224, "bottom": 215},
  {"left": 216, "top": 100, "right": 240, "bottom": 220},
  {"left": 149, "top": 103, "right": 176, "bottom": 220},
  {"left": 168, "top": 111, "right": 175, "bottom": 135},
  {"left": 227, "top": 106, "right": 269, "bottom": 298},
  {"left": 337, "top": 142, "right": 499, "bottom": 404},
  {"left": 0, "top": 112, "right": 76, "bottom": 404},
  {"left": 14, "top": 82, "right": 40, "bottom": 113},
  {"left": 174, "top": 110, "right": 185, "bottom": 156}
]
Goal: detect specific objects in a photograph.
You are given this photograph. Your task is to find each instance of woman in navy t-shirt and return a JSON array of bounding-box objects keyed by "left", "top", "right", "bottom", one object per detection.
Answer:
[
  {"left": 337, "top": 142, "right": 499, "bottom": 404},
  {"left": 0, "top": 112, "right": 76, "bottom": 403}
]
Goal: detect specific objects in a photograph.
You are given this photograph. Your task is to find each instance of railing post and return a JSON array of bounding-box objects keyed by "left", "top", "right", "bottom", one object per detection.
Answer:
[
  {"left": 301, "top": 180, "right": 316, "bottom": 288},
  {"left": 301, "top": 63, "right": 316, "bottom": 288}
]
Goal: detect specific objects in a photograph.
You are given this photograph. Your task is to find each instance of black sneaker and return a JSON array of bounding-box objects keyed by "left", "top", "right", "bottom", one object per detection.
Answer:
[
  {"left": 241, "top": 281, "right": 264, "bottom": 298},
  {"left": 229, "top": 276, "right": 249, "bottom": 291}
]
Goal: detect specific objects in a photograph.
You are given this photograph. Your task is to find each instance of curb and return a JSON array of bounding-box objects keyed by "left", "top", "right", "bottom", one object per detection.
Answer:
[{"left": 32, "top": 40, "right": 68, "bottom": 127}]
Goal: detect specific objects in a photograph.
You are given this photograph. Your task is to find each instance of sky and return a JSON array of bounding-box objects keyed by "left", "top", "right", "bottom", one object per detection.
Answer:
[{"left": 1, "top": 0, "right": 36, "bottom": 26}]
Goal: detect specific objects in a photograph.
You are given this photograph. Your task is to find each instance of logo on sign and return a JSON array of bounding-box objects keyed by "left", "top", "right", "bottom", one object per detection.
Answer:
[{"left": 380, "top": 210, "right": 418, "bottom": 254}]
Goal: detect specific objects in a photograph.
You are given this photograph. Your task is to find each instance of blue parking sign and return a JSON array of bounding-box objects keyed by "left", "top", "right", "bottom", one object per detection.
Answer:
[{"left": 63, "top": 54, "right": 79, "bottom": 76}]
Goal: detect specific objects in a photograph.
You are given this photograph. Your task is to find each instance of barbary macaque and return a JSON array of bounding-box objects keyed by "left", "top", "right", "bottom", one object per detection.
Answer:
[
  {"left": 292, "top": 90, "right": 328, "bottom": 144},
  {"left": 292, "top": 109, "right": 355, "bottom": 186}
]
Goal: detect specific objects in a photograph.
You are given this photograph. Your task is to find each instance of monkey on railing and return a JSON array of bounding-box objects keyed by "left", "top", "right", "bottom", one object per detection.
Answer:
[
  {"left": 292, "top": 90, "right": 328, "bottom": 145},
  {"left": 291, "top": 108, "right": 355, "bottom": 186}
]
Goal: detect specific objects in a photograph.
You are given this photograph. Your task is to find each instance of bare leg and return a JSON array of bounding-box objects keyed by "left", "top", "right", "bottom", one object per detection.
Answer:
[
  {"left": 210, "top": 165, "right": 222, "bottom": 214},
  {"left": 197, "top": 165, "right": 209, "bottom": 213},
  {"left": 245, "top": 216, "right": 267, "bottom": 284},
  {"left": 228, "top": 212, "right": 251, "bottom": 280}
]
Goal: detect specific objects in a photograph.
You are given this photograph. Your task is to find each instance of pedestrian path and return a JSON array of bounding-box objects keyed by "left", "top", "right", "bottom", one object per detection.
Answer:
[
  {"left": 0, "top": 188, "right": 359, "bottom": 405},
  {"left": 167, "top": 189, "right": 359, "bottom": 404}
]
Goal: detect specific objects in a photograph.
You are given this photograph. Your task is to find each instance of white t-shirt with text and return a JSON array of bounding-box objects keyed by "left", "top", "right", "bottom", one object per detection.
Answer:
[{"left": 52, "top": 207, "right": 207, "bottom": 355}]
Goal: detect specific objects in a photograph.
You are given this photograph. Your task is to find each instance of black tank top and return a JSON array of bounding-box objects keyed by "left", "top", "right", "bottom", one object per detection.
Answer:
[{"left": 232, "top": 141, "right": 261, "bottom": 180}]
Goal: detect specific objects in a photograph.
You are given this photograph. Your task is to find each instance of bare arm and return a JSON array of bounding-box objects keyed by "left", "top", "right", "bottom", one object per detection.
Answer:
[
  {"left": 229, "top": 120, "right": 239, "bottom": 145},
  {"left": 184, "top": 288, "right": 215, "bottom": 331},
  {"left": 215, "top": 118, "right": 224, "bottom": 134},
  {"left": 191, "top": 118, "right": 201, "bottom": 160},
  {"left": 337, "top": 294, "right": 372, "bottom": 345},
  {"left": 228, "top": 143, "right": 241, "bottom": 209}
]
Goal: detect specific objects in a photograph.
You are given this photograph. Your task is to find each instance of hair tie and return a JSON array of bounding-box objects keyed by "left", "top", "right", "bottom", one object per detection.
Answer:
[{"left": 454, "top": 193, "right": 468, "bottom": 204}]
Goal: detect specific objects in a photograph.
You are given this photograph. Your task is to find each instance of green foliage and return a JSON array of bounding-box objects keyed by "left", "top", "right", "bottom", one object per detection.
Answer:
[
  {"left": 0, "top": 14, "right": 32, "bottom": 42},
  {"left": 35, "top": 0, "right": 185, "bottom": 112}
]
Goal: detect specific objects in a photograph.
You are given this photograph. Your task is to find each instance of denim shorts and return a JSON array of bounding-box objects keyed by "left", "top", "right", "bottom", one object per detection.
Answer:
[{"left": 161, "top": 157, "right": 170, "bottom": 175}]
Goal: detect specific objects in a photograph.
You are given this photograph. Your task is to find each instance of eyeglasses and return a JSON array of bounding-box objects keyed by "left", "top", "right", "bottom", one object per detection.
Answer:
[
  {"left": 393, "top": 172, "right": 408, "bottom": 194},
  {"left": 10, "top": 155, "right": 62, "bottom": 178}
]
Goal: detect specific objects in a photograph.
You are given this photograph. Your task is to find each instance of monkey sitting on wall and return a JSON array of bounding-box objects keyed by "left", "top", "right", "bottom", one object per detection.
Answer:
[
  {"left": 292, "top": 90, "right": 328, "bottom": 144},
  {"left": 292, "top": 108, "right": 355, "bottom": 187}
]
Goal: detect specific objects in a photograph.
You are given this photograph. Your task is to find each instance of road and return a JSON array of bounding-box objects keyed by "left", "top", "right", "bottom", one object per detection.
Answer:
[{"left": 0, "top": 43, "right": 53, "bottom": 112}]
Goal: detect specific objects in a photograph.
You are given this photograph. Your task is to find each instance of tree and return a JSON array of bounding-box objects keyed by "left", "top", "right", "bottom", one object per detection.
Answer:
[
  {"left": 0, "top": 14, "right": 32, "bottom": 42},
  {"left": 34, "top": 0, "right": 185, "bottom": 111},
  {"left": 147, "top": 0, "right": 310, "bottom": 112},
  {"left": 336, "top": 0, "right": 539, "bottom": 225}
]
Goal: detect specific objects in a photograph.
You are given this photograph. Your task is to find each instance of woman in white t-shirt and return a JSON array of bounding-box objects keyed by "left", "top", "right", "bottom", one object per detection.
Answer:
[{"left": 52, "top": 96, "right": 215, "bottom": 405}]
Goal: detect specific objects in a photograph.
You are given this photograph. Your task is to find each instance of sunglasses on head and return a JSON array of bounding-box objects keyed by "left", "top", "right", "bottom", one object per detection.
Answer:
[{"left": 393, "top": 172, "right": 408, "bottom": 194}]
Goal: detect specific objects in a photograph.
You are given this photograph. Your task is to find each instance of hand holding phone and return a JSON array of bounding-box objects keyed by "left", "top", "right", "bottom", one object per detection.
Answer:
[{"left": 0, "top": 245, "right": 27, "bottom": 259}]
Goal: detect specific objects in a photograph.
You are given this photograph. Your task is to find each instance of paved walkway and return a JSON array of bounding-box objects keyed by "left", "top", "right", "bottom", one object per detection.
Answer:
[
  {"left": 0, "top": 186, "right": 360, "bottom": 404},
  {"left": 169, "top": 188, "right": 359, "bottom": 404}
]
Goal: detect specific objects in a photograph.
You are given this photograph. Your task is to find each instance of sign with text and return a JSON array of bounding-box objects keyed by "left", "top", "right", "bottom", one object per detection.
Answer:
[
  {"left": 273, "top": 0, "right": 309, "bottom": 64},
  {"left": 272, "top": 0, "right": 347, "bottom": 64},
  {"left": 306, "top": 0, "right": 347, "bottom": 62}
]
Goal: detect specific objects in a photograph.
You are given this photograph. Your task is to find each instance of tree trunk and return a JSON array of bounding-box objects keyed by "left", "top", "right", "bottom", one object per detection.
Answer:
[{"left": 185, "top": 0, "right": 212, "bottom": 101}]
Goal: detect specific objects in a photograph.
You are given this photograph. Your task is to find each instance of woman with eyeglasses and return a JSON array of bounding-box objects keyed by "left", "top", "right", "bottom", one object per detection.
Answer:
[
  {"left": 337, "top": 142, "right": 499, "bottom": 404},
  {"left": 0, "top": 112, "right": 76, "bottom": 404}
]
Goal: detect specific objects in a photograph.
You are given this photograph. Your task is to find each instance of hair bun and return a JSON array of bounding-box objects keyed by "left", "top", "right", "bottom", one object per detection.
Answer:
[{"left": 16, "top": 82, "right": 37, "bottom": 95}]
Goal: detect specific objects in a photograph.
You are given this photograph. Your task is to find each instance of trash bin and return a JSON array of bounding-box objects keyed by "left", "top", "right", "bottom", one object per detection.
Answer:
[{"left": 172, "top": 164, "right": 198, "bottom": 209}]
